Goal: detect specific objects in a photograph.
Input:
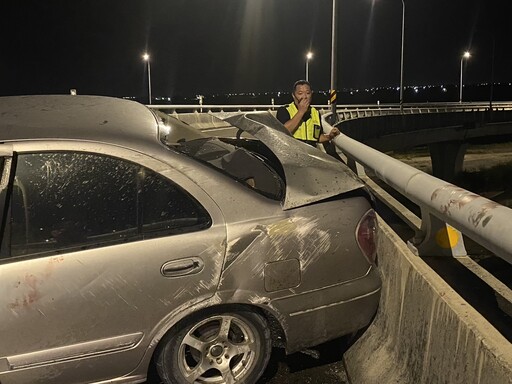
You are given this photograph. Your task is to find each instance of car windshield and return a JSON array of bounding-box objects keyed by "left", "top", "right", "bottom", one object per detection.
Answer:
[{"left": 165, "top": 137, "right": 285, "bottom": 201}]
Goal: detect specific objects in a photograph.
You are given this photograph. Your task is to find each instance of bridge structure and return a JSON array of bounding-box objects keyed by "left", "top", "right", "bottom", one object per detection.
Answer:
[{"left": 150, "top": 102, "right": 512, "bottom": 383}]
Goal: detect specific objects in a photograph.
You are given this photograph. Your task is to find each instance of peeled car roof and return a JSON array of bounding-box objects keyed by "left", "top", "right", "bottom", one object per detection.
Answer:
[
  {"left": 223, "top": 112, "right": 365, "bottom": 209},
  {"left": 0, "top": 95, "right": 159, "bottom": 148}
]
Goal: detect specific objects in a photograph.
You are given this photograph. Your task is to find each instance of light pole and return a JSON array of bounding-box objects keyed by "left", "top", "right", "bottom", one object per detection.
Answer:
[
  {"left": 399, "top": 0, "right": 405, "bottom": 113},
  {"left": 459, "top": 51, "right": 471, "bottom": 103},
  {"left": 330, "top": 0, "right": 338, "bottom": 116},
  {"left": 142, "top": 53, "right": 152, "bottom": 105},
  {"left": 305, "top": 51, "right": 313, "bottom": 82}
]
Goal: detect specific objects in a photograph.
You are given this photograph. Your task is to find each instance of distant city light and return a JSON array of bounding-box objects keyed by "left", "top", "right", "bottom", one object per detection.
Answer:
[{"left": 119, "top": 81, "right": 512, "bottom": 104}]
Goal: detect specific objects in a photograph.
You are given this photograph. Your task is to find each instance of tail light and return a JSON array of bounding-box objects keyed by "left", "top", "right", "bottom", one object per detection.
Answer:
[{"left": 356, "top": 208, "right": 378, "bottom": 264}]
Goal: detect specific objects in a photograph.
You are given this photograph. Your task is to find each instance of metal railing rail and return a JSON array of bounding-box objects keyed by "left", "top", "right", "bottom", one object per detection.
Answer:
[
  {"left": 324, "top": 110, "right": 512, "bottom": 316},
  {"left": 148, "top": 101, "right": 512, "bottom": 116},
  {"left": 322, "top": 112, "right": 512, "bottom": 266}
]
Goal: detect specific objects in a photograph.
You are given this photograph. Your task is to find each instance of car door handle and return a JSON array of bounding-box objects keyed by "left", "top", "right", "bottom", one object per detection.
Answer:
[{"left": 161, "top": 257, "right": 204, "bottom": 278}]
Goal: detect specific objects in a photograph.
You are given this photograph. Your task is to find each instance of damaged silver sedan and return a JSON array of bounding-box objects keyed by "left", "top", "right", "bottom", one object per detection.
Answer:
[{"left": 0, "top": 95, "right": 381, "bottom": 384}]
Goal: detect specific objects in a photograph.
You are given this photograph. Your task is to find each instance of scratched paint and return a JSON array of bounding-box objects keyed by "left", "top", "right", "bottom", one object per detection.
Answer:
[
  {"left": 173, "top": 245, "right": 224, "bottom": 300},
  {"left": 223, "top": 216, "right": 332, "bottom": 283},
  {"left": 432, "top": 185, "right": 480, "bottom": 214},
  {"left": 247, "top": 294, "right": 270, "bottom": 305},
  {"left": 431, "top": 185, "right": 498, "bottom": 228},
  {"left": 291, "top": 217, "right": 331, "bottom": 271},
  {"left": 468, "top": 202, "right": 497, "bottom": 227}
]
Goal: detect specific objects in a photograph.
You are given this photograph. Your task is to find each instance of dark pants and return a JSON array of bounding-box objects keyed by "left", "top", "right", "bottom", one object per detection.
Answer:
[{"left": 322, "top": 141, "right": 345, "bottom": 163}]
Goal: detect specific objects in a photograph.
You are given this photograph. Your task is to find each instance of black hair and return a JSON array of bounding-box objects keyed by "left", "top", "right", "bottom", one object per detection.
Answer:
[{"left": 292, "top": 80, "right": 312, "bottom": 93}]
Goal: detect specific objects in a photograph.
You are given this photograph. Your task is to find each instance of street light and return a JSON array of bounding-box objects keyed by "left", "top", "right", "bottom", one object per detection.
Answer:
[
  {"left": 330, "top": 0, "right": 338, "bottom": 116},
  {"left": 399, "top": 0, "right": 405, "bottom": 113},
  {"left": 459, "top": 51, "right": 471, "bottom": 102},
  {"left": 305, "top": 51, "right": 313, "bottom": 82},
  {"left": 142, "top": 53, "right": 152, "bottom": 105}
]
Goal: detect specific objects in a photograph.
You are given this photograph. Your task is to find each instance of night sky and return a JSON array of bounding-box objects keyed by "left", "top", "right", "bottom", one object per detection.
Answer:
[{"left": 1, "top": 0, "right": 511, "bottom": 100}]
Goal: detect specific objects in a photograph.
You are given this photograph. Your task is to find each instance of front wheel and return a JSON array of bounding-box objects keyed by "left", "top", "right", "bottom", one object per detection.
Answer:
[{"left": 156, "top": 308, "right": 272, "bottom": 384}]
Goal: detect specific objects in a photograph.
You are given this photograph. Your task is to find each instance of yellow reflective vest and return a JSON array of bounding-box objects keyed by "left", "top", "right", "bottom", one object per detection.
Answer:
[{"left": 286, "top": 102, "right": 321, "bottom": 141}]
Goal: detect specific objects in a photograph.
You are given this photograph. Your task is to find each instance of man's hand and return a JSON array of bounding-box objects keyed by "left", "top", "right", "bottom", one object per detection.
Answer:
[
  {"left": 328, "top": 127, "right": 340, "bottom": 140},
  {"left": 319, "top": 127, "right": 340, "bottom": 143},
  {"left": 297, "top": 97, "right": 310, "bottom": 114}
]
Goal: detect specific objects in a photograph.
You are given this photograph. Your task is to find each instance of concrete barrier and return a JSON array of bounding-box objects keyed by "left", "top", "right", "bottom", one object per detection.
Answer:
[{"left": 344, "top": 217, "right": 512, "bottom": 384}]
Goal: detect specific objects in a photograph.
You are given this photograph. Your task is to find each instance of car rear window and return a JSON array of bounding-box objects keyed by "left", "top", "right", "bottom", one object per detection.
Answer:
[{"left": 167, "top": 137, "right": 285, "bottom": 201}]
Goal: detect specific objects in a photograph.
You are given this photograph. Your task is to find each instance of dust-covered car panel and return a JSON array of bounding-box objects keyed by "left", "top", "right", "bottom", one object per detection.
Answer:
[{"left": 0, "top": 95, "right": 380, "bottom": 384}]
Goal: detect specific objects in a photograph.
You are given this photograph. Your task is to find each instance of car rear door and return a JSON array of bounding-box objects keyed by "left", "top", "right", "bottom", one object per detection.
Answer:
[{"left": 0, "top": 144, "right": 227, "bottom": 384}]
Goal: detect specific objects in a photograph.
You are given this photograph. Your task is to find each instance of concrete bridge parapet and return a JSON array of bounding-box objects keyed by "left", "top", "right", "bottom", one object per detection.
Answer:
[{"left": 344, "top": 218, "right": 512, "bottom": 384}]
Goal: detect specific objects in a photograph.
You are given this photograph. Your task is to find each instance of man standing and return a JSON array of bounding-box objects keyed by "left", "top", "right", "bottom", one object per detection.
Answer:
[{"left": 276, "top": 80, "right": 340, "bottom": 147}]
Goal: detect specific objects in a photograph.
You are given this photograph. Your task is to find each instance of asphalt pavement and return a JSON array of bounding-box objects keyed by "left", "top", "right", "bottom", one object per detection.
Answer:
[{"left": 257, "top": 339, "right": 350, "bottom": 384}]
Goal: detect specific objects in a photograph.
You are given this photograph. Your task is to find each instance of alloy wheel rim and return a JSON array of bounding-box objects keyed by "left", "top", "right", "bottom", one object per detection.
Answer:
[{"left": 177, "top": 314, "right": 258, "bottom": 383}]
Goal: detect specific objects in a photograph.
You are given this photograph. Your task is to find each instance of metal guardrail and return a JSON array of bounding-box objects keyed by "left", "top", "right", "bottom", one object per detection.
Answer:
[
  {"left": 334, "top": 102, "right": 512, "bottom": 122},
  {"left": 322, "top": 112, "right": 512, "bottom": 266},
  {"left": 149, "top": 101, "right": 512, "bottom": 116},
  {"left": 322, "top": 110, "right": 512, "bottom": 316}
]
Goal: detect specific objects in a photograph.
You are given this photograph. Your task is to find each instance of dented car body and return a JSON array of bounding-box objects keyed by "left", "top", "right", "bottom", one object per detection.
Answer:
[{"left": 0, "top": 95, "right": 381, "bottom": 384}]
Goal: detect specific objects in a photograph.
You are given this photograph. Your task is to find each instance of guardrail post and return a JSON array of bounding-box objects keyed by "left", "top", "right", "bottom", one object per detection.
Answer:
[
  {"left": 346, "top": 158, "right": 367, "bottom": 177},
  {"left": 408, "top": 208, "right": 467, "bottom": 257}
]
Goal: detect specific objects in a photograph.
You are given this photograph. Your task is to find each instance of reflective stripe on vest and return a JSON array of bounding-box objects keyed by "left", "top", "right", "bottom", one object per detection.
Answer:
[{"left": 286, "top": 103, "right": 321, "bottom": 141}]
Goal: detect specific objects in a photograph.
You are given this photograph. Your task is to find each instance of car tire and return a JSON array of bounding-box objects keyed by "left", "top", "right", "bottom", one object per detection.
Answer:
[{"left": 155, "top": 307, "right": 272, "bottom": 384}]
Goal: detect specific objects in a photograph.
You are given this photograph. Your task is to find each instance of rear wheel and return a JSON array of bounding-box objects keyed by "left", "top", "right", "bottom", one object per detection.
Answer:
[{"left": 156, "top": 308, "right": 272, "bottom": 384}]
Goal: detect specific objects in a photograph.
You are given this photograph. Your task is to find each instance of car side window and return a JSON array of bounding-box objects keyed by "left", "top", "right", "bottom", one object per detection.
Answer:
[{"left": 8, "top": 152, "right": 211, "bottom": 258}]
